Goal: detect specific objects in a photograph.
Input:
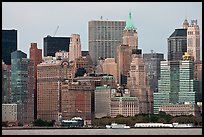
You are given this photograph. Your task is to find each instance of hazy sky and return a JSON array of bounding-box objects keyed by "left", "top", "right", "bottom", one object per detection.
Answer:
[{"left": 2, "top": 2, "right": 202, "bottom": 59}]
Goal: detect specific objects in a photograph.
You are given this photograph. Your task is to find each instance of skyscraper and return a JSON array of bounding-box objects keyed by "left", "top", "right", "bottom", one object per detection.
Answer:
[
  {"left": 187, "top": 20, "right": 200, "bottom": 62},
  {"left": 167, "top": 26, "right": 187, "bottom": 61},
  {"left": 43, "top": 35, "right": 70, "bottom": 57},
  {"left": 2, "top": 29, "right": 17, "bottom": 65},
  {"left": 69, "top": 34, "right": 82, "bottom": 61},
  {"left": 88, "top": 19, "right": 126, "bottom": 66},
  {"left": 29, "top": 43, "right": 42, "bottom": 119},
  {"left": 143, "top": 51, "right": 164, "bottom": 92},
  {"left": 10, "top": 50, "right": 34, "bottom": 124}
]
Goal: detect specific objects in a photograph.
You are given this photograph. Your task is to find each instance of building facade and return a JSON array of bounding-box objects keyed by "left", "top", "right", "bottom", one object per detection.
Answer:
[
  {"left": 43, "top": 35, "right": 70, "bottom": 57},
  {"left": 2, "top": 29, "right": 17, "bottom": 65},
  {"left": 143, "top": 51, "right": 164, "bottom": 92},
  {"left": 10, "top": 50, "right": 35, "bottom": 125},
  {"left": 88, "top": 19, "right": 126, "bottom": 66},
  {"left": 2, "top": 103, "right": 18, "bottom": 126},
  {"left": 187, "top": 20, "right": 200, "bottom": 62},
  {"left": 69, "top": 34, "right": 82, "bottom": 62},
  {"left": 29, "top": 43, "right": 42, "bottom": 119},
  {"left": 2, "top": 61, "right": 10, "bottom": 103},
  {"left": 37, "top": 59, "right": 76, "bottom": 121},
  {"left": 95, "top": 86, "right": 111, "bottom": 118}
]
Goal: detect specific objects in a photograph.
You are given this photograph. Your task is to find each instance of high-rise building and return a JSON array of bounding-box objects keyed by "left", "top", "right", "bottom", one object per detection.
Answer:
[
  {"left": 2, "top": 29, "right": 17, "bottom": 65},
  {"left": 37, "top": 59, "right": 76, "bottom": 121},
  {"left": 143, "top": 51, "right": 164, "bottom": 92},
  {"left": 29, "top": 43, "right": 42, "bottom": 119},
  {"left": 187, "top": 20, "right": 200, "bottom": 62},
  {"left": 69, "top": 34, "right": 82, "bottom": 61},
  {"left": 117, "top": 12, "right": 138, "bottom": 85},
  {"left": 127, "top": 49, "right": 153, "bottom": 114},
  {"left": 154, "top": 53, "right": 201, "bottom": 114},
  {"left": 88, "top": 19, "right": 126, "bottom": 66},
  {"left": 95, "top": 86, "right": 111, "bottom": 118},
  {"left": 10, "top": 50, "right": 34, "bottom": 125},
  {"left": 43, "top": 35, "right": 70, "bottom": 57},
  {"left": 2, "top": 61, "right": 10, "bottom": 103},
  {"left": 167, "top": 26, "right": 187, "bottom": 61}
]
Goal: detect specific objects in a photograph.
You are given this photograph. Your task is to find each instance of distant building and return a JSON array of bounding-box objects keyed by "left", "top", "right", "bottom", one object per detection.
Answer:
[
  {"left": 10, "top": 50, "right": 34, "bottom": 125},
  {"left": 159, "top": 102, "right": 201, "bottom": 116},
  {"left": 111, "top": 96, "right": 139, "bottom": 117},
  {"left": 2, "top": 61, "right": 10, "bottom": 103},
  {"left": 143, "top": 51, "right": 164, "bottom": 92},
  {"left": 29, "top": 43, "right": 42, "bottom": 119},
  {"left": 95, "top": 86, "right": 112, "bottom": 118},
  {"left": 154, "top": 53, "right": 201, "bottom": 114},
  {"left": 43, "top": 35, "right": 70, "bottom": 57},
  {"left": 2, "top": 103, "right": 18, "bottom": 126},
  {"left": 187, "top": 20, "right": 200, "bottom": 62},
  {"left": 2, "top": 29, "right": 17, "bottom": 65},
  {"left": 69, "top": 34, "right": 82, "bottom": 62},
  {"left": 61, "top": 81, "right": 95, "bottom": 125},
  {"left": 55, "top": 50, "right": 69, "bottom": 60},
  {"left": 127, "top": 49, "right": 153, "bottom": 114},
  {"left": 88, "top": 19, "right": 126, "bottom": 66},
  {"left": 37, "top": 59, "right": 76, "bottom": 121}
]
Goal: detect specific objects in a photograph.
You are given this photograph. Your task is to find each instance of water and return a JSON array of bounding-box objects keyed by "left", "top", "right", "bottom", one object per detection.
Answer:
[{"left": 2, "top": 128, "right": 202, "bottom": 135}]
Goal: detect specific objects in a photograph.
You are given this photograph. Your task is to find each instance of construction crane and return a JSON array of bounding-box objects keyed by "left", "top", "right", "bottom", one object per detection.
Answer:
[{"left": 53, "top": 25, "right": 59, "bottom": 37}]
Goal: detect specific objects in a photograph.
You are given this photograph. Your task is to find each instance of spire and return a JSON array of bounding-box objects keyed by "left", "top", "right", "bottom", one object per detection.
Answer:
[{"left": 125, "top": 12, "right": 136, "bottom": 30}]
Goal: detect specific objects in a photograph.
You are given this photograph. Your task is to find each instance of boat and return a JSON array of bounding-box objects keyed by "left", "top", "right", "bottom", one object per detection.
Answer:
[{"left": 106, "top": 123, "right": 130, "bottom": 129}]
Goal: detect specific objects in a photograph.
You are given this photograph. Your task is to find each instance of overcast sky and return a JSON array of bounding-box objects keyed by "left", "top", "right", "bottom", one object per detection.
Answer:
[{"left": 2, "top": 2, "right": 202, "bottom": 59}]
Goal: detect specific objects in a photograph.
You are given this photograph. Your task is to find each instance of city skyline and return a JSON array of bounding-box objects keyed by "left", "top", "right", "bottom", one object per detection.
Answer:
[{"left": 2, "top": 2, "right": 202, "bottom": 60}]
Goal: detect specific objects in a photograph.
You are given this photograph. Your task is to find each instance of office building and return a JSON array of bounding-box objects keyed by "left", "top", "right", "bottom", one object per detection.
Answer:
[
  {"left": 69, "top": 34, "right": 82, "bottom": 61},
  {"left": 2, "top": 103, "right": 18, "bottom": 126},
  {"left": 88, "top": 19, "right": 126, "bottom": 66},
  {"left": 10, "top": 50, "right": 34, "bottom": 125},
  {"left": 2, "top": 61, "right": 10, "bottom": 103},
  {"left": 187, "top": 20, "right": 200, "bottom": 62},
  {"left": 143, "top": 51, "right": 164, "bottom": 92},
  {"left": 2, "top": 29, "right": 17, "bottom": 65},
  {"left": 43, "top": 35, "right": 70, "bottom": 57}
]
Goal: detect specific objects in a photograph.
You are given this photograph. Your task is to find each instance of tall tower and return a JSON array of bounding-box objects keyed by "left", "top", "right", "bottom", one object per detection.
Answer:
[
  {"left": 2, "top": 29, "right": 17, "bottom": 65},
  {"left": 88, "top": 19, "right": 126, "bottom": 66},
  {"left": 187, "top": 20, "right": 200, "bottom": 62},
  {"left": 29, "top": 43, "right": 42, "bottom": 119},
  {"left": 69, "top": 34, "right": 82, "bottom": 61},
  {"left": 123, "top": 12, "right": 138, "bottom": 50}
]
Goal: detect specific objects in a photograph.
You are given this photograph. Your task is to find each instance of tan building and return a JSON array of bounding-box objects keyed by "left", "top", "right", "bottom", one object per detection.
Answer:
[
  {"left": 2, "top": 103, "right": 18, "bottom": 126},
  {"left": 61, "top": 81, "right": 95, "bottom": 125},
  {"left": 127, "top": 51, "right": 153, "bottom": 114},
  {"left": 55, "top": 50, "right": 69, "bottom": 60},
  {"left": 69, "top": 34, "right": 82, "bottom": 62},
  {"left": 111, "top": 96, "right": 139, "bottom": 117},
  {"left": 37, "top": 59, "right": 76, "bottom": 121},
  {"left": 187, "top": 20, "right": 200, "bottom": 62},
  {"left": 159, "top": 102, "right": 201, "bottom": 116},
  {"left": 94, "top": 86, "right": 112, "bottom": 118}
]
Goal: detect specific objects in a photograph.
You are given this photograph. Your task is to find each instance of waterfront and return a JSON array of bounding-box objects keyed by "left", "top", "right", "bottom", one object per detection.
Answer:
[{"left": 2, "top": 128, "right": 202, "bottom": 135}]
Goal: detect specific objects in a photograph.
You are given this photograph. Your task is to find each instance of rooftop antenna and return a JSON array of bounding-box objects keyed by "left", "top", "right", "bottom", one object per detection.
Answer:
[{"left": 53, "top": 25, "right": 59, "bottom": 37}]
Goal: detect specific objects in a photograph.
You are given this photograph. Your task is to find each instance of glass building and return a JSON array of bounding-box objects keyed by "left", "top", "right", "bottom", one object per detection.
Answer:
[
  {"left": 43, "top": 35, "right": 70, "bottom": 57},
  {"left": 2, "top": 29, "right": 17, "bottom": 65},
  {"left": 10, "top": 50, "right": 34, "bottom": 125}
]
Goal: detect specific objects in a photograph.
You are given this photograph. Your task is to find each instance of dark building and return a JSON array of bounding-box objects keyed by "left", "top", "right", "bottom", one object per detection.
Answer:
[
  {"left": 167, "top": 28, "right": 187, "bottom": 61},
  {"left": 143, "top": 51, "right": 164, "bottom": 92},
  {"left": 2, "top": 29, "right": 17, "bottom": 65},
  {"left": 43, "top": 35, "right": 70, "bottom": 57}
]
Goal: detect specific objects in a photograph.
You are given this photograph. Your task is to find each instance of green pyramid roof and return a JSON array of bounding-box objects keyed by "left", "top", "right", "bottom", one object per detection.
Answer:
[{"left": 125, "top": 12, "right": 136, "bottom": 30}]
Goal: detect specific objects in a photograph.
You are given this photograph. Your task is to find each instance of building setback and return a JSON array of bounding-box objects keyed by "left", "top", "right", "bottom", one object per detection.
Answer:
[
  {"left": 2, "top": 29, "right": 17, "bottom": 65},
  {"left": 88, "top": 19, "right": 126, "bottom": 66}
]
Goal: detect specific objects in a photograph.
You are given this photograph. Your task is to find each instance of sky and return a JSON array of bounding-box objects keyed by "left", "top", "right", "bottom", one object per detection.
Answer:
[{"left": 2, "top": 2, "right": 202, "bottom": 60}]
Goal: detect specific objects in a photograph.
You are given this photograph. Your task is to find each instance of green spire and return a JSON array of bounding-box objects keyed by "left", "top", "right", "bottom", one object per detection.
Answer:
[{"left": 125, "top": 12, "right": 135, "bottom": 30}]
